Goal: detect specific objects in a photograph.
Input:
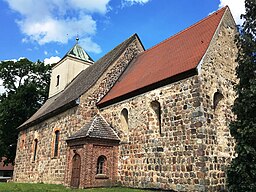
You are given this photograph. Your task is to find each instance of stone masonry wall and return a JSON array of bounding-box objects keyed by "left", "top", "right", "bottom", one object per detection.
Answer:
[
  {"left": 101, "top": 75, "right": 208, "bottom": 191},
  {"left": 196, "top": 10, "right": 237, "bottom": 192},
  {"left": 14, "top": 107, "right": 80, "bottom": 184},
  {"left": 14, "top": 37, "right": 144, "bottom": 185},
  {"left": 99, "top": 10, "right": 238, "bottom": 192},
  {"left": 14, "top": 12, "right": 238, "bottom": 192}
]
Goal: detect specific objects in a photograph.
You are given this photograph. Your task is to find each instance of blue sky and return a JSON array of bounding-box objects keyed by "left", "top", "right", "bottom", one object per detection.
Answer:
[{"left": 0, "top": 0, "right": 245, "bottom": 64}]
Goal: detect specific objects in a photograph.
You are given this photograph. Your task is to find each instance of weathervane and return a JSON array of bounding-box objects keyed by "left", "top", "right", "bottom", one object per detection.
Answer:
[{"left": 76, "top": 34, "right": 79, "bottom": 44}]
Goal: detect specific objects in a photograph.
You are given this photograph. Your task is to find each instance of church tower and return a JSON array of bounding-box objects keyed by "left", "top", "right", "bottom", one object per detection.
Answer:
[{"left": 48, "top": 40, "right": 94, "bottom": 97}]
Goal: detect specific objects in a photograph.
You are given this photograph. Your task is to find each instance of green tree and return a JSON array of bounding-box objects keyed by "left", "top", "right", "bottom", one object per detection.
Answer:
[
  {"left": 0, "top": 58, "right": 51, "bottom": 165},
  {"left": 227, "top": 0, "right": 256, "bottom": 191}
]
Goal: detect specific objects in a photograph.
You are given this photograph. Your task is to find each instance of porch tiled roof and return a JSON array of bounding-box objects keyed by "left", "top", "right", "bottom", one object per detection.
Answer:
[{"left": 67, "top": 115, "right": 120, "bottom": 141}]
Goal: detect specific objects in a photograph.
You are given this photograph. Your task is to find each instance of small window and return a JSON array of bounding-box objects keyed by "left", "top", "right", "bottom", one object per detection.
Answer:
[
  {"left": 150, "top": 100, "right": 162, "bottom": 134},
  {"left": 213, "top": 92, "right": 224, "bottom": 111},
  {"left": 33, "top": 139, "right": 38, "bottom": 161},
  {"left": 20, "top": 139, "right": 25, "bottom": 149},
  {"left": 20, "top": 133, "right": 26, "bottom": 149},
  {"left": 54, "top": 130, "right": 60, "bottom": 157},
  {"left": 56, "top": 75, "right": 60, "bottom": 86},
  {"left": 96, "top": 155, "right": 106, "bottom": 174},
  {"left": 121, "top": 108, "right": 129, "bottom": 135}
]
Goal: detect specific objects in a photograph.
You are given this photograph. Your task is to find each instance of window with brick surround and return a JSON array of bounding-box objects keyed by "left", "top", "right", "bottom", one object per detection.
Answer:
[
  {"left": 33, "top": 139, "right": 38, "bottom": 161},
  {"left": 150, "top": 100, "right": 162, "bottom": 134},
  {"left": 96, "top": 155, "right": 106, "bottom": 174},
  {"left": 54, "top": 130, "right": 60, "bottom": 157}
]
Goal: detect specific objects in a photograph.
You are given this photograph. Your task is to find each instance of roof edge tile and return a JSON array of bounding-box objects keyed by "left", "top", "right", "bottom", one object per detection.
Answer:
[{"left": 144, "top": 6, "right": 229, "bottom": 54}]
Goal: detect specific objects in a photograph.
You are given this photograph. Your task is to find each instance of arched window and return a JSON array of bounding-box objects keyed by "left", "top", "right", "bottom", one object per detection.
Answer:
[
  {"left": 33, "top": 139, "right": 38, "bottom": 161},
  {"left": 56, "top": 75, "right": 60, "bottom": 86},
  {"left": 54, "top": 130, "right": 60, "bottom": 157},
  {"left": 96, "top": 155, "right": 106, "bottom": 174},
  {"left": 150, "top": 100, "right": 162, "bottom": 134},
  {"left": 20, "top": 133, "right": 26, "bottom": 149},
  {"left": 120, "top": 108, "right": 129, "bottom": 135},
  {"left": 21, "top": 139, "right": 25, "bottom": 149},
  {"left": 213, "top": 92, "right": 224, "bottom": 111}
]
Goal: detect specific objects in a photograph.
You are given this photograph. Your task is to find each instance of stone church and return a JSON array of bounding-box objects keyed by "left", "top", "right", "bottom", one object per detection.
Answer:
[{"left": 14, "top": 6, "right": 238, "bottom": 192}]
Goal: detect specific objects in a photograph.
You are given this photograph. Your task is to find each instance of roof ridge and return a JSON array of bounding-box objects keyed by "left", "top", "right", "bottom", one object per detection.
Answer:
[
  {"left": 96, "top": 33, "right": 138, "bottom": 62},
  {"left": 98, "top": 114, "right": 120, "bottom": 139},
  {"left": 195, "top": 6, "right": 230, "bottom": 73},
  {"left": 18, "top": 34, "right": 139, "bottom": 130},
  {"left": 87, "top": 117, "right": 97, "bottom": 136},
  {"left": 143, "top": 6, "right": 228, "bottom": 54},
  {"left": 98, "top": 6, "right": 232, "bottom": 106},
  {"left": 67, "top": 114, "right": 120, "bottom": 141},
  {"left": 72, "top": 34, "right": 138, "bottom": 97}
]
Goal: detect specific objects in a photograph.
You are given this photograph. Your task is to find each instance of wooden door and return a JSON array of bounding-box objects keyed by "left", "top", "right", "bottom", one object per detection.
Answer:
[{"left": 71, "top": 154, "right": 81, "bottom": 188}]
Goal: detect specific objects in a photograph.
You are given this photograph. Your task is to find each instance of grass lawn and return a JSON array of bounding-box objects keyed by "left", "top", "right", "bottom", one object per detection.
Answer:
[{"left": 0, "top": 183, "right": 155, "bottom": 192}]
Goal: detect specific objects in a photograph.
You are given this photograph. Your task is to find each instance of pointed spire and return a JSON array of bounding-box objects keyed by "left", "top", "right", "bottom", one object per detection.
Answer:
[{"left": 64, "top": 36, "right": 94, "bottom": 63}]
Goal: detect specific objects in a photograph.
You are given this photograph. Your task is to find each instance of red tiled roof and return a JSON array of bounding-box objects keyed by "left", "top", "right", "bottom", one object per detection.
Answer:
[{"left": 99, "top": 7, "right": 227, "bottom": 106}]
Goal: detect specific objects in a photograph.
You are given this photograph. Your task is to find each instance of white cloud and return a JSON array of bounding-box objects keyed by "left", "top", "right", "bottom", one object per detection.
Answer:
[
  {"left": 124, "top": 0, "right": 150, "bottom": 5},
  {"left": 80, "top": 37, "right": 102, "bottom": 54},
  {"left": 0, "top": 79, "right": 5, "bottom": 94},
  {"left": 44, "top": 56, "right": 61, "bottom": 65},
  {"left": 44, "top": 51, "right": 48, "bottom": 55},
  {"left": 122, "top": 0, "right": 150, "bottom": 7},
  {"left": 218, "top": 0, "right": 245, "bottom": 25},
  {"left": 19, "top": 15, "right": 97, "bottom": 45},
  {"left": 4, "top": 0, "right": 111, "bottom": 53},
  {"left": 69, "top": 0, "right": 111, "bottom": 14},
  {"left": 2, "top": 57, "right": 26, "bottom": 63},
  {"left": 0, "top": 57, "right": 26, "bottom": 94},
  {"left": 0, "top": 86, "right": 5, "bottom": 94}
]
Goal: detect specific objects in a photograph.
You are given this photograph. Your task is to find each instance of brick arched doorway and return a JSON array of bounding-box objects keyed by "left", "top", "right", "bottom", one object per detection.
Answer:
[{"left": 71, "top": 154, "right": 81, "bottom": 188}]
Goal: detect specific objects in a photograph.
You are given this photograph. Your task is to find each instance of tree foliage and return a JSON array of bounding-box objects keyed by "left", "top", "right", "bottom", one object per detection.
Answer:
[
  {"left": 227, "top": 0, "right": 256, "bottom": 191},
  {"left": 0, "top": 58, "right": 51, "bottom": 165}
]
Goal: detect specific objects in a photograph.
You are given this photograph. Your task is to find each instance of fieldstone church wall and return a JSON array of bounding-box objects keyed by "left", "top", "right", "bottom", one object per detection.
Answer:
[
  {"left": 13, "top": 37, "right": 144, "bottom": 186},
  {"left": 14, "top": 8, "right": 238, "bottom": 192},
  {"left": 197, "top": 10, "right": 237, "bottom": 191},
  {"left": 101, "top": 75, "right": 205, "bottom": 191},
  {"left": 100, "top": 12, "right": 237, "bottom": 192}
]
